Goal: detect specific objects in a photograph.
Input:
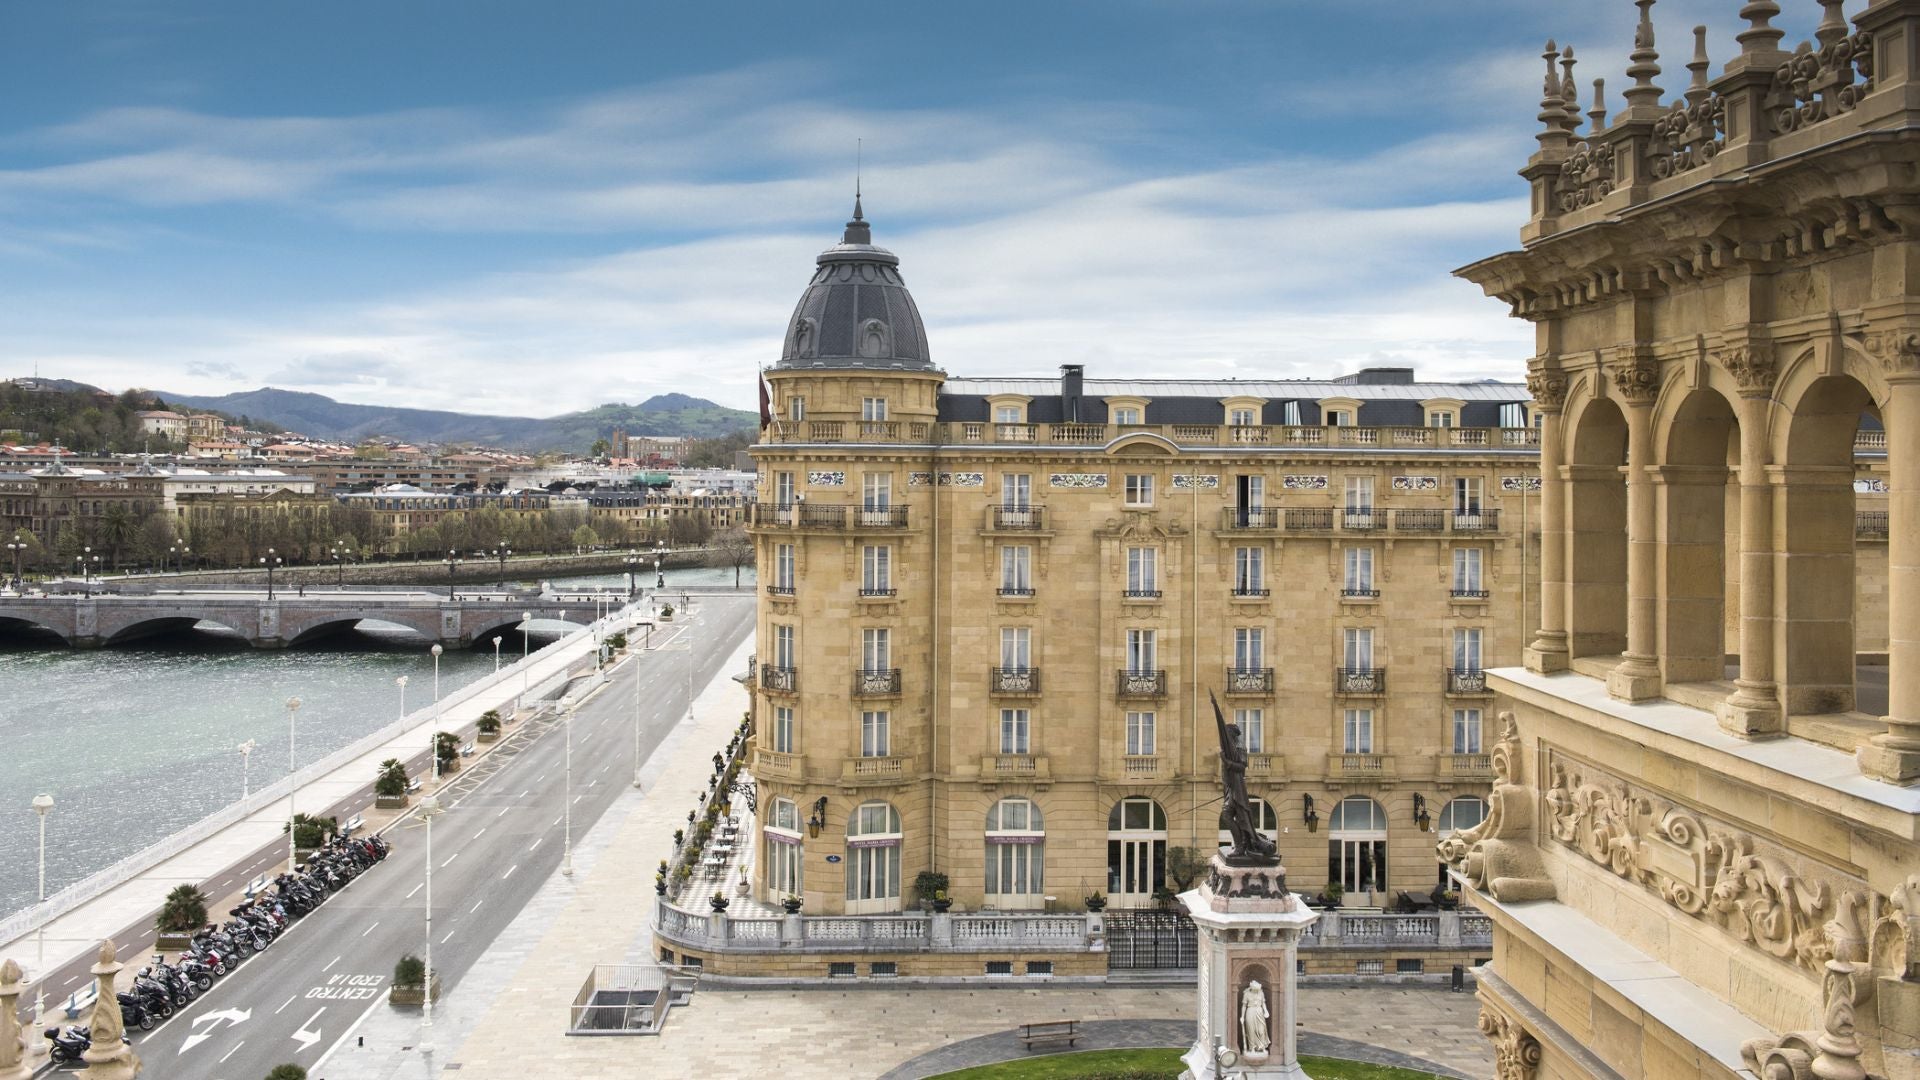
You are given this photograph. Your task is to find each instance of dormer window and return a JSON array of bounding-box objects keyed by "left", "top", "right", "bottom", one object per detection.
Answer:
[
  {"left": 1326, "top": 409, "right": 1353, "bottom": 427},
  {"left": 1229, "top": 408, "right": 1257, "bottom": 427},
  {"left": 1114, "top": 407, "right": 1142, "bottom": 425},
  {"left": 995, "top": 405, "right": 1023, "bottom": 424},
  {"left": 1428, "top": 411, "right": 1454, "bottom": 428}
]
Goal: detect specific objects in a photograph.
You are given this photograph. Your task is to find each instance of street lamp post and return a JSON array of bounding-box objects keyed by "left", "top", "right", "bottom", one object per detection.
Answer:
[
  {"left": 623, "top": 550, "right": 642, "bottom": 598},
  {"left": 430, "top": 644, "right": 443, "bottom": 785},
  {"left": 421, "top": 791, "right": 438, "bottom": 1047},
  {"left": 6, "top": 533, "right": 26, "bottom": 589},
  {"left": 493, "top": 543, "right": 510, "bottom": 579},
  {"left": 492, "top": 635, "right": 502, "bottom": 674},
  {"left": 633, "top": 629, "right": 644, "bottom": 789},
  {"left": 443, "top": 549, "right": 462, "bottom": 601},
  {"left": 562, "top": 706, "right": 574, "bottom": 876},
  {"left": 238, "top": 739, "right": 258, "bottom": 798},
  {"left": 260, "top": 547, "right": 282, "bottom": 601},
  {"left": 32, "top": 792, "right": 53, "bottom": 1030},
  {"left": 518, "top": 611, "right": 532, "bottom": 714},
  {"left": 169, "top": 543, "right": 190, "bottom": 576},
  {"left": 285, "top": 697, "right": 302, "bottom": 872},
  {"left": 331, "top": 543, "right": 347, "bottom": 589},
  {"left": 397, "top": 675, "right": 409, "bottom": 720}
]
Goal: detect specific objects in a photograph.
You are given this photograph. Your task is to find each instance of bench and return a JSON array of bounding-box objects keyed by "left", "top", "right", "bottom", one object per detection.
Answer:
[
  {"left": 1019, "top": 1020, "right": 1079, "bottom": 1050},
  {"left": 342, "top": 814, "right": 365, "bottom": 835}
]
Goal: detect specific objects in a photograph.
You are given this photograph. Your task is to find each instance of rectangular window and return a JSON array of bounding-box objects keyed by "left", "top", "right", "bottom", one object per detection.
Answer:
[
  {"left": 1124, "top": 473, "right": 1154, "bottom": 507},
  {"left": 862, "top": 397, "right": 888, "bottom": 422},
  {"left": 1343, "top": 548, "right": 1374, "bottom": 593},
  {"left": 828, "top": 962, "right": 856, "bottom": 978},
  {"left": 774, "top": 624, "right": 795, "bottom": 669},
  {"left": 1453, "top": 476, "right": 1483, "bottom": 513},
  {"left": 862, "top": 472, "right": 892, "bottom": 509},
  {"left": 788, "top": 397, "right": 805, "bottom": 422},
  {"left": 1326, "top": 408, "right": 1353, "bottom": 427},
  {"left": 1000, "top": 708, "right": 1030, "bottom": 754},
  {"left": 1344, "top": 475, "right": 1374, "bottom": 511},
  {"left": 774, "top": 543, "right": 795, "bottom": 591},
  {"left": 985, "top": 961, "right": 1014, "bottom": 976},
  {"left": 1236, "top": 473, "right": 1265, "bottom": 511},
  {"left": 999, "top": 627, "right": 1031, "bottom": 670},
  {"left": 1498, "top": 402, "right": 1525, "bottom": 429},
  {"left": 1126, "top": 628, "right": 1157, "bottom": 671},
  {"left": 1114, "top": 407, "right": 1142, "bottom": 426},
  {"left": 1428, "top": 411, "right": 1454, "bottom": 428},
  {"left": 1344, "top": 708, "right": 1374, "bottom": 754},
  {"left": 862, "top": 544, "right": 892, "bottom": 593},
  {"left": 773, "top": 706, "right": 795, "bottom": 753},
  {"left": 994, "top": 404, "right": 1023, "bottom": 424},
  {"left": 1126, "top": 546, "right": 1158, "bottom": 594},
  {"left": 1454, "top": 708, "right": 1484, "bottom": 754},
  {"left": 861, "top": 628, "right": 891, "bottom": 671},
  {"left": 1396, "top": 959, "right": 1426, "bottom": 975},
  {"left": 1025, "top": 961, "right": 1054, "bottom": 976},
  {"left": 1001, "top": 473, "right": 1031, "bottom": 508},
  {"left": 1453, "top": 627, "right": 1483, "bottom": 673},
  {"left": 1236, "top": 708, "right": 1264, "bottom": 753},
  {"left": 775, "top": 471, "right": 796, "bottom": 506},
  {"left": 1343, "top": 627, "right": 1373, "bottom": 670},
  {"left": 1452, "top": 547, "right": 1484, "bottom": 594},
  {"left": 860, "top": 710, "right": 890, "bottom": 757},
  {"left": 999, "top": 545, "right": 1032, "bottom": 593},
  {"left": 1126, "top": 711, "right": 1157, "bottom": 755},
  {"left": 1234, "top": 547, "right": 1265, "bottom": 593},
  {"left": 870, "top": 962, "right": 898, "bottom": 977},
  {"left": 1229, "top": 407, "right": 1257, "bottom": 427},
  {"left": 1233, "top": 628, "right": 1264, "bottom": 669}
]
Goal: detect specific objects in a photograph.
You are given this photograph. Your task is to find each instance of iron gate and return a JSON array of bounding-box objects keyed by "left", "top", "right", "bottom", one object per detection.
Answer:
[{"left": 1104, "top": 909, "right": 1197, "bottom": 969}]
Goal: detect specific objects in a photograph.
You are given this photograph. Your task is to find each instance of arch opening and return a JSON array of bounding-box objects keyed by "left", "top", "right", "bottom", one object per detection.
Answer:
[
  {"left": 1567, "top": 398, "right": 1628, "bottom": 660},
  {"left": 1659, "top": 388, "right": 1741, "bottom": 684}
]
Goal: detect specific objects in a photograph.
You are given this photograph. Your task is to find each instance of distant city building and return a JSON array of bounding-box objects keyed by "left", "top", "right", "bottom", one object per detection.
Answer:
[{"left": 134, "top": 410, "right": 189, "bottom": 441}]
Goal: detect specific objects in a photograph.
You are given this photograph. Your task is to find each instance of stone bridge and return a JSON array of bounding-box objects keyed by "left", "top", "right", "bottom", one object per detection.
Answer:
[{"left": 0, "top": 592, "right": 610, "bottom": 649}]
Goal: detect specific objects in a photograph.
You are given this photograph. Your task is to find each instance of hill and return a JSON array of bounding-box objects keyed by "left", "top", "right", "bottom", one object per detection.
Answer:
[
  {"left": 158, "top": 387, "right": 756, "bottom": 451},
  {"left": 0, "top": 380, "right": 275, "bottom": 452}
]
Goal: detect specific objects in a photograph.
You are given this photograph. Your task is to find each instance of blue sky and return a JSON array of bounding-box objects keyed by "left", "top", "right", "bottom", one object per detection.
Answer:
[{"left": 0, "top": 0, "right": 1829, "bottom": 416}]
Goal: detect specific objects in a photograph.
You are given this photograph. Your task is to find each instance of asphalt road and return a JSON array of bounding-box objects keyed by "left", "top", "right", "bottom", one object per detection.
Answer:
[{"left": 38, "top": 594, "right": 753, "bottom": 1079}]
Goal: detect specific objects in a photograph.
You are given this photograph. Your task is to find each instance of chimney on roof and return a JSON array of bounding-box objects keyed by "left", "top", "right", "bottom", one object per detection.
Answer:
[
  {"left": 1339, "top": 367, "right": 1416, "bottom": 386},
  {"left": 1060, "top": 365, "right": 1085, "bottom": 423}
]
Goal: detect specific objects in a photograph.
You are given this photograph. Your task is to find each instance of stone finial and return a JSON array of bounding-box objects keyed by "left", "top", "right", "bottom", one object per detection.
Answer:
[
  {"left": 77, "top": 939, "right": 140, "bottom": 1079},
  {"left": 1560, "top": 46, "right": 1582, "bottom": 133},
  {"left": 0, "top": 958, "right": 25, "bottom": 1080},
  {"left": 1685, "top": 26, "right": 1712, "bottom": 106},
  {"left": 1736, "top": 0, "right": 1785, "bottom": 55},
  {"left": 1537, "top": 39, "right": 1571, "bottom": 147},
  {"left": 1623, "top": 0, "right": 1665, "bottom": 114},
  {"left": 1815, "top": 0, "right": 1850, "bottom": 49},
  {"left": 1588, "top": 77, "right": 1609, "bottom": 133}
]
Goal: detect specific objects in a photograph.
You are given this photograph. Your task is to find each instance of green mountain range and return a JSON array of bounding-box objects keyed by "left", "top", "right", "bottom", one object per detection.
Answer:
[{"left": 158, "top": 387, "right": 757, "bottom": 451}]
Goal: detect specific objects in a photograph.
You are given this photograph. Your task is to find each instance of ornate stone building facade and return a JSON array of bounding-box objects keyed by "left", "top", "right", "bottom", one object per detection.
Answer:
[{"left": 1449, "top": 2, "right": 1920, "bottom": 1076}]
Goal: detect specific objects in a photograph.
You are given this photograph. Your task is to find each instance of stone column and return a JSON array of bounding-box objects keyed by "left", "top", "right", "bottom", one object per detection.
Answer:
[
  {"left": 76, "top": 940, "right": 138, "bottom": 1080},
  {"left": 1863, "top": 366, "right": 1920, "bottom": 781},
  {"left": 1722, "top": 386, "right": 1782, "bottom": 736},
  {"left": 1524, "top": 367, "right": 1569, "bottom": 673},
  {"left": 0, "top": 959, "right": 29, "bottom": 1080},
  {"left": 1608, "top": 351, "right": 1663, "bottom": 701}
]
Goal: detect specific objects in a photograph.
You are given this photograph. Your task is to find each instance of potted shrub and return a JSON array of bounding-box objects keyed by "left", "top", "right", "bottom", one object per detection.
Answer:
[
  {"left": 284, "top": 813, "right": 337, "bottom": 860},
  {"left": 1084, "top": 891, "right": 1107, "bottom": 912},
  {"left": 672, "top": 829, "right": 685, "bottom": 847},
  {"left": 735, "top": 866, "right": 751, "bottom": 898},
  {"left": 913, "top": 870, "right": 950, "bottom": 911},
  {"left": 709, "top": 892, "right": 730, "bottom": 913},
  {"left": 265, "top": 1066, "right": 308, "bottom": 1080},
  {"left": 655, "top": 874, "right": 669, "bottom": 896},
  {"left": 156, "top": 884, "right": 208, "bottom": 951},
  {"left": 781, "top": 895, "right": 802, "bottom": 915},
  {"left": 1438, "top": 889, "right": 1460, "bottom": 910},
  {"left": 659, "top": 603, "right": 675, "bottom": 622},
  {"left": 434, "top": 731, "right": 461, "bottom": 774},
  {"left": 388, "top": 954, "right": 439, "bottom": 1008},
  {"left": 930, "top": 890, "right": 953, "bottom": 914},
  {"left": 374, "top": 759, "right": 409, "bottom": 809},
  {"left": 607, "top": 631, "right": 627, "bottom": 651},
  {"left": 476, "top": 710, "right": 503, "bottom": 743},
  {"left": 1323, "top": 882, "right": 1345, "bottom": 909},
  {"left": 1152, "top": 886, "right": 1177, "bottom": 910}
]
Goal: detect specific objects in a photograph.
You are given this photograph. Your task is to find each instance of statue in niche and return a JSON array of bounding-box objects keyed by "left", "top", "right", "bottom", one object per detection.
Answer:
[
  {"left": 1212, "top": 691, "right": 1278, "bottom": 866},
  {"left": 792, "top": 317, "right": 816, "bottom": 358},
  {"left": 1239, "top": 979, "right": 1271, "bottom": 1056}
]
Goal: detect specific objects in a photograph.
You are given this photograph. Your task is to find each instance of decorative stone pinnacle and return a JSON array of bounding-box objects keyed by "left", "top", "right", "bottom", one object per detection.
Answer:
[
  {"left": 1736, "top": 1, "right": 1784, "bottom": 55},
  {"left": 1686, "top": 25, "right": 1711, "bottom": 106},
  {"left": 1815, "top": 0, "right": 1849, "bottom": 49},
  {"left": 1589, "top": 78, "right": 1609, "bottom": 132},
  {"left": 1561, "top": 46, "right": 1582, "bottom": 133},
  {"left": 1623, "top": 0, "right": 1664, "bottom": 113},
  {"left": 1537, "top": 39, "right": 1571, "bottom": 146}
]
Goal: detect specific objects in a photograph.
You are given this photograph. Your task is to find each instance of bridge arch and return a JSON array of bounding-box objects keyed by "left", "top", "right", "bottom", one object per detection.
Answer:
[
  {"left": 99, "top": 614, "right": 251, "bottom": 647},
  {"left": 279, "top": 607, "right": 446, "bottom": 648},
  {"left": 0, "top": 614, "right": 73, "bottom": 645}
]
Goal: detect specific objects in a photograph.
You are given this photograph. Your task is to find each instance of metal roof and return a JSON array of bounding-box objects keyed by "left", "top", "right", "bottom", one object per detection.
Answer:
[{"left": 941, "top": 378, "right": 1526, "bottom": 400}]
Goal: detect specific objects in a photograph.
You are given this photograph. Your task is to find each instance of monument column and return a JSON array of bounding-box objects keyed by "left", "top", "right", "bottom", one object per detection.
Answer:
[
  {"left": 1607, "top": 347, "right": 1663, "bottom": 701},
  {"left": 1863, "top": 354, "right": 1920, "bottom": 781},
  {"left": 1721, "top": 362, "right": 1782, "bottom": 736},
  {"left": 1523, "top": 364, "right": 1569, "bottom": 673}
]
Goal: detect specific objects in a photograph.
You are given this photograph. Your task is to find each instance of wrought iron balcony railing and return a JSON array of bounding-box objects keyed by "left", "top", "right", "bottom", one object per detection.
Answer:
[
  {"left": 1451, "top": 509, "right": 1500, "bottom": 532},
  {"left": 1341, "top": 587, "right": 1380, "bottom": 599},
  {"left": 1223, "top": 667, "right": 1274, "bottom": 695},
  {"left": 1341, "top": 509, "right": 1385, "bottom": 531},
  {"left": 990, "top": 505, "right": 1047, "bottom": 530},
  {"left": 1122, "top": 587, "right": 1162, "bottom": 600},
  {"left": 1221, "top": 507, "right": 1281, "bottom": 530},
  {"left": 989, "top": 667, "right": 1041, "bottom": 696},
  {"left": 852, "top": 668, "right": 902, "bottom": 696},
  {"left": 1116, "top": 669, "right": 1167, "bottom": 698},
  {"left": 1335, "top": 667, "right": 1387, "bottom": 695},
  {"left": 1231, "top": 585, "right": 1270, "bottom": 598},
  {"left": 1445, "top": 668, "right": 1489, "bottom": 695},
  {"left": 1449, "top": 588, "right": 1490, "bottom": 600},
  {"left": 1858, "top": 510, "right": 1889, "bottom": 539},
  {"left": 858, "top": 586, "right": 897, "bottom": 598},
  {"left": 997, "top": 585, "right": 1035, "bottom": 598},
  {"left": 854, "top": 506, "right": 911, "bottom": 529},
  {"left": 1394, "top": 509, "right": 1445, "bottom": 532},
  {"left": 759, "top": 666, "right": 799, "bottom": 693}
]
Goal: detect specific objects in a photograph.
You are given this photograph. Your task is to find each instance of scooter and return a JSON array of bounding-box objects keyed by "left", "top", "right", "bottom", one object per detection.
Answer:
[{"left": 44, "top": 1025, "right": 90, "bottom": 1063}]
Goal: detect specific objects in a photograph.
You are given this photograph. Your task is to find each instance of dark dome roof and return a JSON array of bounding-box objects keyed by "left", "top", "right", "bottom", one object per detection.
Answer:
[{"left": 777, "top": 199, "right": 933, "bottom": 370}]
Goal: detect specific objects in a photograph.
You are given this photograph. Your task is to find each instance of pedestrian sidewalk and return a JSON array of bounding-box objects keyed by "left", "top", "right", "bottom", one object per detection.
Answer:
[
  {"left": 315, "top": 631, "right": 756, "bottom": 1080},
  {"left": 0, "top": 608, "right": 632, "bottom": 1000}
]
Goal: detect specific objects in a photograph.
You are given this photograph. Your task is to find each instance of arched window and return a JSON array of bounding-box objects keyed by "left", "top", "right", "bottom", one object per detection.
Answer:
[
  {"left": 764, "top": 797, "right": 802, "bottom": 901},
  {"left": 984, "top": 798, "right": 1045, "bottom": 908},
  {"left": 1433, "top": 796, "right": 1488, "bottom": 889},
  {"left": 1217, "top": 797, "right": 1279, "bottom": 853},
  {"left": 1106, "top": 797, "right": 1167, "bottom": 908},
  {"left": 1327, "top": 796, "right": 1387, "bottom": 898},
  {"left": 845, "top": 801, "right": 902, "bottom": 913}
]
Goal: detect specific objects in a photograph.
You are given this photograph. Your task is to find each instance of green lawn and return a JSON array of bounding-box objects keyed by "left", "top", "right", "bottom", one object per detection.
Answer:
[{"left": 925, "top": 1047, "right": 1445, "bottom": 1079}]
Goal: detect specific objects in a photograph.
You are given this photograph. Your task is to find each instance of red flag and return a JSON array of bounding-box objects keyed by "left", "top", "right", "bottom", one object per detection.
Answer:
[{"left": 758, "top": 369, "right": 772, "bottom": 431}]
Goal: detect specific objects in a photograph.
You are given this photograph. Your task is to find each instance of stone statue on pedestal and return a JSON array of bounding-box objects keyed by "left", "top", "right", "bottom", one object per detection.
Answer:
[
  {"left": 76, "top": 940, "right": 139, "bottom": 1080},
  {"left": 1211, "top": 691, "right": 1277, "bottom": 866},
  {"left": 1239, "top": 979, "right": 1271, "bottom": 1056}
]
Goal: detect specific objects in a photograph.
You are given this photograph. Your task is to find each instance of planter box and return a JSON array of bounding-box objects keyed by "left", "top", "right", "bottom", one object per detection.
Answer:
[
  {"left": 156, "top": 932, "right": 195, "bottom": 953},
  {"left": 375, "top": 794, "right": 410, "bottom": 810},
  {"left": 387, "top": 974, "right": 441, "bottom": 1009},
  {"left": 477, "top": 731, "right": 501, "bottom": 743}
]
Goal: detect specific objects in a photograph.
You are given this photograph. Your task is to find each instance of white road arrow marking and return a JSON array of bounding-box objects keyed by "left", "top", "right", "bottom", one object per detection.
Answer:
[
  {"left": 179, "top": 1007, "right": 252, "bottom": 1054},
  {"left": 292, "top": 1006, "right": 326, "bottom": 1052}
]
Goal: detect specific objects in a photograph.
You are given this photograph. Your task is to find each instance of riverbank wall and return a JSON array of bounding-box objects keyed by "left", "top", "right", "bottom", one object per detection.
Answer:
[{"left": 109, "top": 548, "right": 720, "bottom": 588}]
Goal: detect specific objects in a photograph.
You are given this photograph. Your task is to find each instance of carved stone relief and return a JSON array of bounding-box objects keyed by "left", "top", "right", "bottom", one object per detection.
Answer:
[
  {"left": 1477, "top": 1005, "right": 1541, "bottom": 1080},
  {"left": 1435, "top": 713, "right": 1555, "bottom": 903}
]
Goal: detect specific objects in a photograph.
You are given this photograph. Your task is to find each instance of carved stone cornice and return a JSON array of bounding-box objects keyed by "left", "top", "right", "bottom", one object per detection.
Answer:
[
  {"left": 1477, "top": 1005, "right": 1542, "bottom": 1080},
  {"left": 1718, "top": 342, "right": 1778, "bottom": 397},
  {"left": 1608, "top": 346, "right": 1661, "bottom": 404},
  {"left": 1861, "top": 328, "right": 1920, "bottom": 378},
  {"left": 1435, "top": 714, "right": 1555, "bottom": 903}
]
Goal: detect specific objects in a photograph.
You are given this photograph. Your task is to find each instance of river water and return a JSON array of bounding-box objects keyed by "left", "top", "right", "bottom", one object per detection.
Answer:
[{"left": 0, "top": 566, "right": 751, "bottom": 919}]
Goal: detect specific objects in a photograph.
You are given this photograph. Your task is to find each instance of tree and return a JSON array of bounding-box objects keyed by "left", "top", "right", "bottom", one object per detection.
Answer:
[
  {"left": 265, "top": 1066, "right": 308, "bottom": 1080},
  {"left": 476, "top": 710, "right": 502, "bottom": 735},
  {"left": 570, "top": 524, "right": 601, "bottom": 551},
  {"left": 375, "top": 758, "right": 408, "bottom": 798},
  {"left": 1166, "top": 845, "right": 1208, "bottom": 892},
  {"left": 589, "top": 438, "right": 611, "bottom": 458},
  {"left": 709, "top": 527, "right": 753, "bottom": 587},
  {"left": 683, "top": 430, "right": 754, "bottom": 469},
  {"left": 284, "top": 813, "right": 338, "bottom": 850},
  {"left": 157, "top": 884, "right": 209, "bottom": 934},
  {"left": 434, "top": 731, "right": 460, "bottom": 773},
  {"left": 393, "top": 954, "right": 426, "bottom": 988}
]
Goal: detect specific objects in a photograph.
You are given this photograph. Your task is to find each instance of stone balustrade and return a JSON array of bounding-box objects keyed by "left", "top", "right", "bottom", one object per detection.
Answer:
[{"left": 759, "top": 419, "right": 1543, "bottom": 450}]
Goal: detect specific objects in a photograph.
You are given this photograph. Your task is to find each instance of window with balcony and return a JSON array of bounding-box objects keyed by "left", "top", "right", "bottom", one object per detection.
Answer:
[
  {"left": 862, "top": 472, "right": 892, "bottom": 509},
  {"left": 1001, "top": 473, "right": 1031, "bottom": 509},
  {"left": 1124, "top": 473, "right": 1154, "bottom": 507},
  {"left": 1126, "top": 711, "right": 1157, "bottom": 755},
  {"left": 1000, "top": 708, "right": 1030, "bottom": 755},
  {"left": 1345, "top": 474, "right": 1373, "bottom": 512},
  {"left": 1126, "top": 546, "right": 1159, "bottom": 597},
  {"left": 772, "top": 706, "right": 795, "bottom": 753},
  {"left": 1126, "top": 627, "right": 1157, "bottom": 672},
  {"left": 862, "top": 397, "right": 889, "bottom": 422},
  {"left": 1000, "top": 627, "right": 1031, "bottom": 670},
  {"left": 1453, "top": 627, "right": 1483, "bottom": 675},
  {"left": 1453, "top": 475, "right": 1483, "bottom": 513},
  {"left": 1326, "top": 409, "right": 1353, "bottom": 427},
  {"left": 1234, "top": 546, "right": 1266, "bottom": 595},
  {"left": 1234, "top": 627, "right": 1264, "bottom": 671},
  {"left": 775, "top": 471, "right": 796, "bottom": 507},
  {"left": 862, "top": 544, "right": 892, "bottom": 596},
  {"left": 1343, "top": 708, "right": 1374, "bottom": 754},
  {"left": 788, "top": 397, "right": 805, "bottom": 422},
  {"left": 846, "top": 802, "right": 902, "bottom": 913},
  {"left": 1453, "top": 708, "right": 1483, "bottom": 754},
  {"left": 860, "top": 710, "right": 890, "bottom": 757},
  {"left": 1428, "top": 411, "right": 1455, "bottom": 428},
  {"left": 1329, "top": 796, "right": 1387, "bottom": 896},
  {"left": 999, "top": 545, "right": 1033, "bottom": 596},
  {"left": 1343, "top": 548, "right": 1375, "bottom": 597},
  {"left": 985, "top": 798, "right": 1044, "bottom": 906},
  {"left": 1452, "top": 547, "right": 1485, "bottom": 596},
  {"left": 861, "top": 627, "right": 891, "bottom": 673},
  {"left": 774, "top": 624, "right": 795, "bottom": 669},
  {"left": 773, "top": 543, "right": 795, "bottom": 594},
  {"left": 766, "top": 797, "right": 802, "bottom": 898},
  {"left": 1344, "top": 627, "right": 1374, "bottom": 670},
  {"left": 1236, "top": 708, "right": 1265, "bottom": 753}
]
